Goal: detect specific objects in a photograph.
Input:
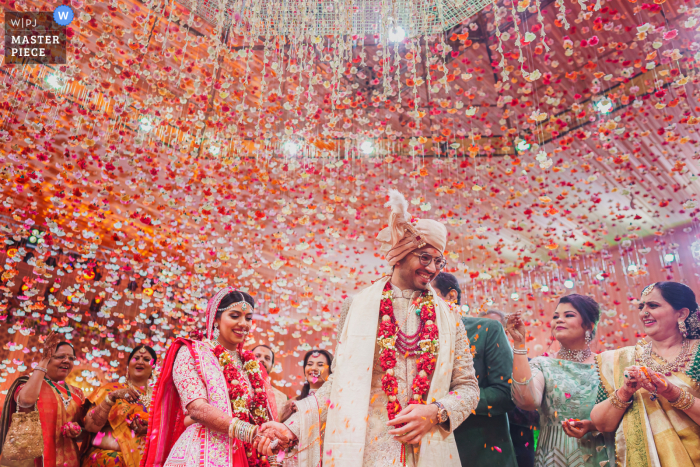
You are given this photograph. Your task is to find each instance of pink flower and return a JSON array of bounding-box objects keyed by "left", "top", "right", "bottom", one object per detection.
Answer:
[
  {"left": 588, "top": 35, "right": 599, "bottom": 46},
  {"left": 663, "top": 29, "right": 678, "bottom": 40},
  {"left": 565, "top": 393, "right": 571, "bottom": 398}
]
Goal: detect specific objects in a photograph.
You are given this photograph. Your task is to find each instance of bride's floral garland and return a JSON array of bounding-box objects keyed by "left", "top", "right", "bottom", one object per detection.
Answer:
[
  {"left": 377, "top": 281, "right": 440, "bottom": 421},
  {"left": 213, "top": 344, "right": 272, "bottom": 467}
]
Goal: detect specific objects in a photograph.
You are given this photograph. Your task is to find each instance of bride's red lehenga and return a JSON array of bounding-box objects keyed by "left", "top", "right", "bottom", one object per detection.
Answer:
[{"left": 140, "top": 288, "right": 278, "bottom": 467}]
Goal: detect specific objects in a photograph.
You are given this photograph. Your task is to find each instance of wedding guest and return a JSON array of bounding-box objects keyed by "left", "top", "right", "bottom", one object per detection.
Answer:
[
  {"left": 479, "top": 308, "right": 539, "bottom": 467},
  {"left": 252, "top": 344, "right": 290, "bottom": 421},
  {"left": 81, "top": 345, "right": 156, "bottom": 467},
  {"left": 591, "top": 282, "right": 700, "bottom": 467},
  {"left": 0, "top": 333, "right": 85, "bottom": 467},
  {"left": 296, "top": 349, "right": 333, "bottom": 400},
  {"left": 433, "top": 273, "right": 518, "bottom": 467},
  {"left": 507, "top": 294, "right": 613, "bottom": 467}
]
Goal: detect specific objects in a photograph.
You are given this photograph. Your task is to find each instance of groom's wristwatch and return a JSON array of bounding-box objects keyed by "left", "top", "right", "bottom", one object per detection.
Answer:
[{"left": 431, "top": 401, "right": 449, "bottom": 424}]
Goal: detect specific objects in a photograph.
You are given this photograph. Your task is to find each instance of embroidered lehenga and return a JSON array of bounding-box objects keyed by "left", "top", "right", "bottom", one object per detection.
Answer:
[{"left": 140, "top": 289, "right": 278, "bottom": 467}]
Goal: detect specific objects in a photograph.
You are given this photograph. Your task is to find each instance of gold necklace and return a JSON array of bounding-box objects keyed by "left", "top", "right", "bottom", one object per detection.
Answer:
[
  {"left": 128, "top": 381, "right": 153, "bottom": 409},
  {"left": 637, "top": 339, "right": 695, "bottom": 376}
]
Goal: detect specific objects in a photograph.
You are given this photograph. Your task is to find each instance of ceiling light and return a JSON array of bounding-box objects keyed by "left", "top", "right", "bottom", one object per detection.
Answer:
[
  {"left": 627, "top": 263, "right": 638, "bottom": 273},
  {"left": 209, "top": 145, "right": 221, "bottom": 156},
  {"left": 595, "top": 98, "right": 613, "bottom": 114},
  {"left": 139, "top": 117, "right": 154, "bottom": 133},
  {"left": 564, "top": 279, "right": 574, "bottom": 289},
  {"left": 360, "top": 141, "right": 374, "bottom": 155},
  {"left": 388, "top": 26, "right": 406, "bottom": 43},
  {"left": 45, "top": 74, "right": 63, "bottom": 90},
  {"left": 283, "top": 140, "right": 300, "bottom": 155},
  {"left": 664, "top": 253, "right": 675, "bottom": 263},
  {"left": 540, "top": 285, "right": 549, "bottom": 292},
  {"left": 516, "top": 139, "right": 531, "bottom": 152},
  {"left": 510, "top": 292, "right": 519, "bottom": 300}
]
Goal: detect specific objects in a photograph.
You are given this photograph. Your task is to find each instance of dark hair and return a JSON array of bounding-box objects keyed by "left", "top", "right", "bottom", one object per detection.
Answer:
[
  {"left": 432, "top": 272, "right": 462, "bottom": 305},
  {"left": 128, "top": 344, "right": 157, "bottom": 365},
  {"left": 557, "top": 294, "right": 600, "bottom": 336},
  {"left": 215, "top": 291, "right": 255, "bottom": 321},
  {"left": 645, "top": 282, "right": 700, "bottom": 338},
  {"left": 55, "top": 342, "right": 74, "bottom": 355},
  {"left": 252, "top": 344, "right": 275, "bottom": 366},
  {"left": 298, "top": 349, "right": 333, "bottom": 400}
]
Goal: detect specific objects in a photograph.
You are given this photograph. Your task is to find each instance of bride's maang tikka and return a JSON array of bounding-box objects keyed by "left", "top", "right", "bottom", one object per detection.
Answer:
[
  {"left": 218, "top": 300, "right": 249, "bottom": 312},
  {"left": 642, "top": 283, "right": 656, "bottom": 298}
]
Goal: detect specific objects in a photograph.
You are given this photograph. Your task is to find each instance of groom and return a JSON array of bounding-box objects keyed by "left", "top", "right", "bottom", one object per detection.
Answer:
[{"left": 257, "top": 189, "right": 479, "bottom": 467}]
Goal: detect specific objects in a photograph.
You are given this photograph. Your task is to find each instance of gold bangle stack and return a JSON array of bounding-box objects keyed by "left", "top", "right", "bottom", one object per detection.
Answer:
[
  {"left": 609, "top": 390, "right": 633, "bottom": 410},
  {"left": 670, "top": 388, "right": 695, "bottom": 411},
  {"left": 228, "top": 418, "right": 257, "bottom": 444}
]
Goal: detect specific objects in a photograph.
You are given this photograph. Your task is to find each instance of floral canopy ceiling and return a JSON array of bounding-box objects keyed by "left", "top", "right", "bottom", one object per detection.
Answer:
[{"left": 0, "top": 0, "right": 699, "bottom": 390}]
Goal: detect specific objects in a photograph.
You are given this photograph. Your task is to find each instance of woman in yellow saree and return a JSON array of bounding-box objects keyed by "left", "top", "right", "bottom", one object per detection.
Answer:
[
  {"left": 591, "top": 282, "right": 700, "bottom": 467},
  {"left": 81, "top": 345, "right": 156, "bottom": 467}
]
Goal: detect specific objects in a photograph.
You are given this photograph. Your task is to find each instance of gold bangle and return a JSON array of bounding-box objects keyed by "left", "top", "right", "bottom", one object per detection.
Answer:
[
  {"left": 670, "top": 388, "right": 695, "bottom": 411},
  {"left": 609, "top": 390, "right": 633, "bottom": 410}
]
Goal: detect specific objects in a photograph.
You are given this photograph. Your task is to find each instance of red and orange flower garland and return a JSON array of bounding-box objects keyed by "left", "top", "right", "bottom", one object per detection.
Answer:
[
  {"left": 213, "top": 344, "right": 272, "bottom": 467},
  {"left": 378, "top": 281, "right": 440, "bottom": 421}
]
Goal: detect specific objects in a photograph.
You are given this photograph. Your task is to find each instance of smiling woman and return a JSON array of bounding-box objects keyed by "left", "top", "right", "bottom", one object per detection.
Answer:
[
  {"left": 507, "top": 295, "right": 614, "bottom": 467},
  {"left": 591, "top": 282, "right": 700, "bottom": 467},
  {"left": 0, "top": 332, "right": 86, "bottom": 467},
  {"left": 81, "top": 344, "right": 157, "bottom": 467}
]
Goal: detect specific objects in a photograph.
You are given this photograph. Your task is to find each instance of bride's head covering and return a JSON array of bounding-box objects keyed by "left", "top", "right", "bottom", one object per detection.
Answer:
[
  {"left": 204, "top": 287, "right": 235, "bottom": 341},
  {"left": 376, "top": 189, "right": 447, "bottom": 266}
]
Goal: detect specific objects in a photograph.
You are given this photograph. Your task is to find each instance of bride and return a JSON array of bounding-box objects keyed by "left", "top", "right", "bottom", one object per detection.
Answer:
[{"left": 140, "top": 288, "right": 282, "bottom": 467}]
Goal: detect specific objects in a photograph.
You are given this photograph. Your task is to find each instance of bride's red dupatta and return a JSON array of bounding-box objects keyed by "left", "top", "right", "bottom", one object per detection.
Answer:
[{"left": 139, "top": 338, "right": 192, "bottom": 467}]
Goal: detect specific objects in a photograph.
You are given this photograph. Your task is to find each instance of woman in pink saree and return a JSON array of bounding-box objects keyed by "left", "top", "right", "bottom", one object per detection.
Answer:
[{"left": 140, "top": 289, "right": 279, "bottom": 467}]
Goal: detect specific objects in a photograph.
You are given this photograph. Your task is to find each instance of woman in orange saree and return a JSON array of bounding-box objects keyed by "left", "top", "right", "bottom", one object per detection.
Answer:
[
  {"left": 81, "top": 345, "right": 157, "bottom": 467},
  {"left": 0, "top": 333, "right": 86, "bottom": 467}
]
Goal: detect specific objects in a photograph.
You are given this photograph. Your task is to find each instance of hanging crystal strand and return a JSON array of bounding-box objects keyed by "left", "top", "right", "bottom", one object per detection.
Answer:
[
  {"left": 255, "top": 35, "right": 271, "bottom": 139},
  {"left": 393, "top": 33, "right": 402, "bottom": 104}
]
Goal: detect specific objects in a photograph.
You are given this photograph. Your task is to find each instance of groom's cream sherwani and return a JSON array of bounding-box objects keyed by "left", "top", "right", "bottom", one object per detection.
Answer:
[{"left": 284, "top": 277, "right": 479, "bottom": 467}]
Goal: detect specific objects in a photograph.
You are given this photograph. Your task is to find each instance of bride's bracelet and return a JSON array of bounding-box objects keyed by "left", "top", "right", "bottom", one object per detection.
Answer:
[
  {"left": 513, "top": 346, "right": 528, "bottom": 355},
  {"left": 229, "top": 419, "right": 257, "bottom": 444}
]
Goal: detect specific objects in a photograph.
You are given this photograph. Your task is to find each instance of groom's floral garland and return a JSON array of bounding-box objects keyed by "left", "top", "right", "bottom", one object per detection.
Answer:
[
  {"left": 213, "top": 344, "right": 271, "bottom": 467},
  {"left": 377, "top": 281, "right": 440, "bottom": 421}
]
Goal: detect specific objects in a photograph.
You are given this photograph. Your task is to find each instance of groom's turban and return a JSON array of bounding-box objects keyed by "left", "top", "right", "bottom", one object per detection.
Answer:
[{"left": 376, "top": 190, "right": 447, "bottom": 266}]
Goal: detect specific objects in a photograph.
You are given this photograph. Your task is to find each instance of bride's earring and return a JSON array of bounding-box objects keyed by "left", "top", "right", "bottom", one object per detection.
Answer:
[
  {"left": 585, "top": 330, "right": 592, "bottom": 344},
  {"left": 213, "top": 323, "right": 220, "bottom": 340}
]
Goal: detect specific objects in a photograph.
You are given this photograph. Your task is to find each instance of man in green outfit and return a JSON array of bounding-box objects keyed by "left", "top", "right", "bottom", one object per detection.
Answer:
[{"left": 432, "top": 272, "right": 518, "bottom": 467}]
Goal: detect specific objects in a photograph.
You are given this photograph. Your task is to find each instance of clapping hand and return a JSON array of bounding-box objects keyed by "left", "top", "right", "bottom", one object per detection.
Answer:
[{"left": 109, "top": 387, "right": 141, "bottom": 404}]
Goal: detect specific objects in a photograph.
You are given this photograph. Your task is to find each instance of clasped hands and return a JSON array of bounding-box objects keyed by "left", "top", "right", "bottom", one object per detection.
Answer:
[
  {"left": 252, "top": 421, "right": 296, "bottom": 456},
  {"left": 620, "top": 365, "right": 680, "bottom": 402}
]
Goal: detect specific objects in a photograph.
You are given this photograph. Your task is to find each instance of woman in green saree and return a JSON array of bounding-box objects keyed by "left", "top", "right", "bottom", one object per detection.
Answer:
[{"left": 591, "top": 281, "right": 700, "bottom": 467}]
